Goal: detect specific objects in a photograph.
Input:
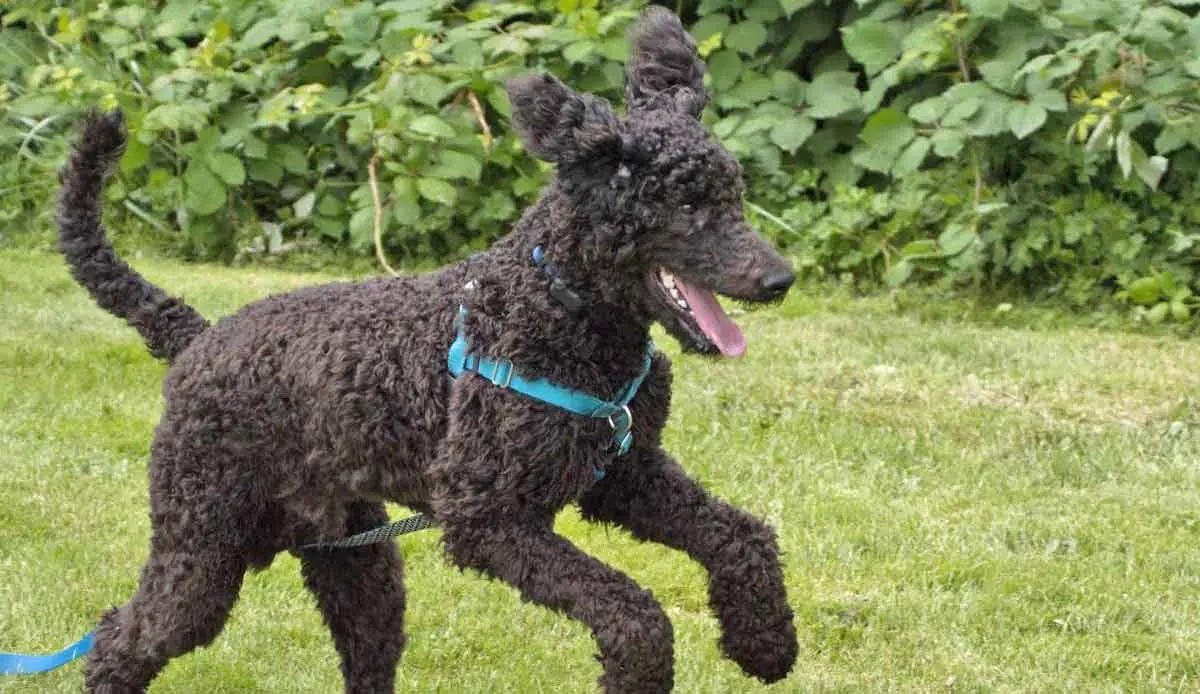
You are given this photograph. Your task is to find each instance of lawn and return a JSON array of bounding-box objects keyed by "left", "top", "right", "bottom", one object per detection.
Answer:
[{"left": 1, "top": 248, "right": 1197, "bottom": 693}]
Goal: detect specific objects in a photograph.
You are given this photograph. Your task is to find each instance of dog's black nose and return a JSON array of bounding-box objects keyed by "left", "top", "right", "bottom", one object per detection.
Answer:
[{"left": 760, "top": 270, "right": 795, "bottom": 297}]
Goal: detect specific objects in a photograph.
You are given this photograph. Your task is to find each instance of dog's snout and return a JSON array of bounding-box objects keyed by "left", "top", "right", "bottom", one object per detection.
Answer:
[{"left": 759, "top": 269, "right": 795, "bottom": 297}]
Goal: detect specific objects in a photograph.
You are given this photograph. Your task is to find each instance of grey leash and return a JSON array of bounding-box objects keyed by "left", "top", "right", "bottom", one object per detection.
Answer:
[{"left": 300, "top": 513, "right": 436, "bottom": 550}]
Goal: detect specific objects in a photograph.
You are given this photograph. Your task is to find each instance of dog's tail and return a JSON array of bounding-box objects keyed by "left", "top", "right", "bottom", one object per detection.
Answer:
[{"left": 58, "top": 110, "right": 210, "bottom": 362}]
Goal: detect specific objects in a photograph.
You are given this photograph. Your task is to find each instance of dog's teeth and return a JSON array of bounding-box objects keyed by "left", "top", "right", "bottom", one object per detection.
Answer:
[{"left": 658, "top": 268, "right": 691, "bottom": 312}]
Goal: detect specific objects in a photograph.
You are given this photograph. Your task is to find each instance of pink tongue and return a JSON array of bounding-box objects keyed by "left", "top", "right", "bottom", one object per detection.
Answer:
[{"left": 676, "top": 278, "right": 747, "bottom": 358}]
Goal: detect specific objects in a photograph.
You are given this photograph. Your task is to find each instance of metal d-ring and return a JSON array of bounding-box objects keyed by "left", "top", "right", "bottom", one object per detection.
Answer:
[{"left": 606, "top": 404, "right": 633, "bottom": 434}]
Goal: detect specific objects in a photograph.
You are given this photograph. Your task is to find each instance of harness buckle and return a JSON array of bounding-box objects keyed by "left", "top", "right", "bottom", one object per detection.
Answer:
[{"left": 489, "top": 359, "right": 515, "bottom": 389}]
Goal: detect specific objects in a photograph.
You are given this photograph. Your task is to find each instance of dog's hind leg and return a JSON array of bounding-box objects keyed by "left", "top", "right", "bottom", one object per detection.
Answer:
[
  {"left": 84, "top": 535, "right": 247, "bottom": 693},
  {"left": 296, "top": 501, "right": 406, "bottom": 694},
  {"left": 578, "top": 447, "right": 798, "bottom": 685}
]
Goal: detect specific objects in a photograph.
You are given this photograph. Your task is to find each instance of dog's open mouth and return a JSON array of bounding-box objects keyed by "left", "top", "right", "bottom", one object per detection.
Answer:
[{"left": 652, "top": 267, "right": 746, "bottom": 358}]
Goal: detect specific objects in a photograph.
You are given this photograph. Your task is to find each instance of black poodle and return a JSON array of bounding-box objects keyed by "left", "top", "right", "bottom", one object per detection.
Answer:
[{"left": 57, "top": 8, "right": 798, "bottom": 693}]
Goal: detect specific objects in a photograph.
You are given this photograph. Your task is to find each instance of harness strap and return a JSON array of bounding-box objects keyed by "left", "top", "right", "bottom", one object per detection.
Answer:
[{"left": 447, "top": 305, "right": 654, "bottom": 466}]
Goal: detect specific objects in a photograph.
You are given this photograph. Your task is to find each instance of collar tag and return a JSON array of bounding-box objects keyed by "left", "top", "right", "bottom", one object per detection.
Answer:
[{"left": 533, "top": 245, "right": 583, "bottom": 312}]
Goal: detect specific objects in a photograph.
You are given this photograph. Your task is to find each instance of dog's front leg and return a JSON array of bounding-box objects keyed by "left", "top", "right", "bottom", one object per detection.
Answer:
[
  {"left": 431, "top": 389, "right": 676, "bottom": 694},
  {"left": 438, "top": 516, "right": 674, "bottom": 693},
  {"left": 579, "top": 447, "right": 797, "bottom": 684}
]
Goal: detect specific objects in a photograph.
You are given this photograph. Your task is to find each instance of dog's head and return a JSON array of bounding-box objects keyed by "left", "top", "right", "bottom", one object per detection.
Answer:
[{"left": 506, "top": 7, "right": 793, "bottom": 358}]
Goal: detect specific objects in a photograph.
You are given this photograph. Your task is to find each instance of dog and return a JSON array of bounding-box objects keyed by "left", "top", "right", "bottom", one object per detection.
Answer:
[{"left": 57, "top": 8, "right": 798, "bottom": 693}]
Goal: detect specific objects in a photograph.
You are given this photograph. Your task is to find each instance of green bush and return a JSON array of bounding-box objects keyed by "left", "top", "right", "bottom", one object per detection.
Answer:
[
  {"left": 1, "top": 0, "right": 640, "bottom": 262},
  {"left": 1, "top": 0, "right": 1198, "bottom": 320},
  {"left": 679, "top": 0, "right": 1199, "bottom": 318}
]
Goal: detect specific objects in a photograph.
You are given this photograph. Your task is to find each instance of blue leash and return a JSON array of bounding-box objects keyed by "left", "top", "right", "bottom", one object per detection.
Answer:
[{"left": 1, "top": 632, "right": 93, "bottom": 675}]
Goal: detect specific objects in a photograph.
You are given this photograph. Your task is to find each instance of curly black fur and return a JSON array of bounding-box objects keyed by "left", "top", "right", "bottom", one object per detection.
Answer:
[
  {"left": 58, "top": 110, "right": 209, "bottom": 362},
  {"left": 58, "top": 9, "right": 797, "bottom": 693}
]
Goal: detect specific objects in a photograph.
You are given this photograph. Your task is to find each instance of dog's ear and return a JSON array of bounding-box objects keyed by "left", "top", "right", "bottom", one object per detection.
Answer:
[
  {"left": 507, "top": 73, "right": 623, "bottom": 166},
  {"left": 624, "top": 7, "right": 709, "bottom": 117}
]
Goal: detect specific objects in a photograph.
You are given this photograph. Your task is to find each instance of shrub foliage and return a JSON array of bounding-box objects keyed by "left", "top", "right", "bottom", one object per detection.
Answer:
[{"left": 1, "top": 0, "right": 1198, "bottom": 317}]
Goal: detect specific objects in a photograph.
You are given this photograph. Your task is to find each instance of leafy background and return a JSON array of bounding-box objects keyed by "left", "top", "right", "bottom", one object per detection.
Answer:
[{"left": 1, "top": 0, "right": 1198, "bottom": 321}]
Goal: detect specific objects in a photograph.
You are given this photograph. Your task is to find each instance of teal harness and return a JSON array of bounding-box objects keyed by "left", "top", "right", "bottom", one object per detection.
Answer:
[{"left": 446, "top": 303, "right": 654, "bottom": 477}]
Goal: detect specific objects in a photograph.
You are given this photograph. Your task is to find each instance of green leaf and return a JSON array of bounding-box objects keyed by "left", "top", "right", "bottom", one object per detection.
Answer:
[
  {"left": 892, "top": 137, "right": 931, "bottom": 178},
  {"left": 942, "top": 99, "right": 982, "bottom": 127},
  {"left": 206, "top": 152, "right": 246, "bottom": 186},
  {"left": 120, "top": 139, "right": 149, "bottom": 175},
  {"left": 725, "top": 21, "right": 768, "bottom": 55},
  {"left": 1127, "top": 139, "right": 1169, "bottom": 190},
  {"left": 708, "top": 50, "right": 743, "bottom": 92},
  {"left": 293, "top": 192, "right": 317, "bottom": 220},
  {"left": 963, "top": 0, "right": 1011, "bottom": 19},
  {"left": 691, "top": 14, "right": 729, "bottom": 41},
  {"left": 965, "top": 96, "right": 1014, "bottom": 137},
  {"left": 1006, "top": 102, "right": 1047, "bottom": 139},
  {"left": 779, "top": 0, "right": 815, "bottom": 16},
  {"left": 909, "top": 97, "right": 948, "bottom": 125},
  {"left": 745, "top": 0, "right": 784, "bottom": 23},
  {"left": 318, "top": 194, "right": 345, "bottom": 218},
  {"left": 850, "top": 143, "right": 897, "bottom": 173},
  {"left": 243, "top": 135, "right": 268, "bottom": 159},
  {"left": 183, "top": 164, "right": 226, "bottom": 216},
  {"left": 99, "top": 26, "right": 134, "bottom": 46},
  {"left": 404, "top": 74, "right": 448, "bottom": 108},
  {"left": 860, "top": 108, "right": 915, "bottom": 152},
  {"left": 1147, "top": 302, "right": 1170, "bottom": 325},
  {"left": 428, "top": 149, "right": 483, "bottom": 181},
  {"left": 901, "top": 240, "right": 938, "bottom": 259},
  {"left": 112, "top": 6, "right": 148, "bottom": 27},
  {"left": 938, "top": 222, "right": 976, "bottom": 256},
  {"left": 841, "top": 19, "right": 901, "bottom": 76},
  {"left": 247, "top": 158, "right": 284, "bottom": 185},
  {"left": 279, "top": 21, "right": 311, "bottom": 43},
  {"left": 1085, "top": 114, "right": 1116, "bottom": 153},
  {"left": 240, "top": 17, "right": 280, "bottom": 50},
  {"left": 861, "top": 74, "right": 891, "bottom": 113},
  {"left": 1126, "top": 276, "right": 1162, "bottom": 305},
  {"left": 931, "top": 129, "right": 967, "bottom": 158},
  {"left": 726, "top": 73, "right": 773, "bottom": 104},
  {"left": 769, "top": 117, "right": 816, "bottom": 153},
  {"left": 1030, "top": 89, "right": 1068, "bottom": 112},
  {"left": 1115, "top": 131, "right": 1134, "bottom": 180},
  {"left": 409, "top": 115, "right": 456, "bottom": 139},
  {"left": 348, "top": 207, "right": 377, "bottom": 249},
  {"left": 417, "top": 177, "right": 458, "bottom": 205},
  {"left": 563, "top": 41, "right": 595, "bottom": 64},
  {"left": 452, "top": 40, "right": 484, "bottom": 69},
  {"left": 483, "top": 33, "right": 530, "bottom": 56},
  {"left": 1159, "top": 272, "right": 1178, "bottom": 297},
  {"left": 771, "top": 71, "right": 807, "bottom": 105},
  {"left": 1170, "top": 301, "right": 1191, "bottom": 322},
  {"left": 806, "top": 71, "right": 860, "bottom": 119},
  {"left": 272, "top": 144, "right": 309, "bottom": 175},
  {"left": 1155, "top": 125, "right": 1189, "bottom": 155},
  {"left": 392, "top": 178, "right": 421, "bottom": 225},
  {"left": 884, "top": 259, "right": 913, "bottom": 287}
]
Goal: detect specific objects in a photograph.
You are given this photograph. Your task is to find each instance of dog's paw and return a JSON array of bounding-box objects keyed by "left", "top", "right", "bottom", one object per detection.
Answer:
[{"left": 718, "top": 613, "right": 798, "bottom": 684}]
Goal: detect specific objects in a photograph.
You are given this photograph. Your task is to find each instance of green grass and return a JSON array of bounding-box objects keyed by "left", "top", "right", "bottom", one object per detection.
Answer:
[{"left": 1, "top": 248, "right": 1198, "bottom": 693}]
